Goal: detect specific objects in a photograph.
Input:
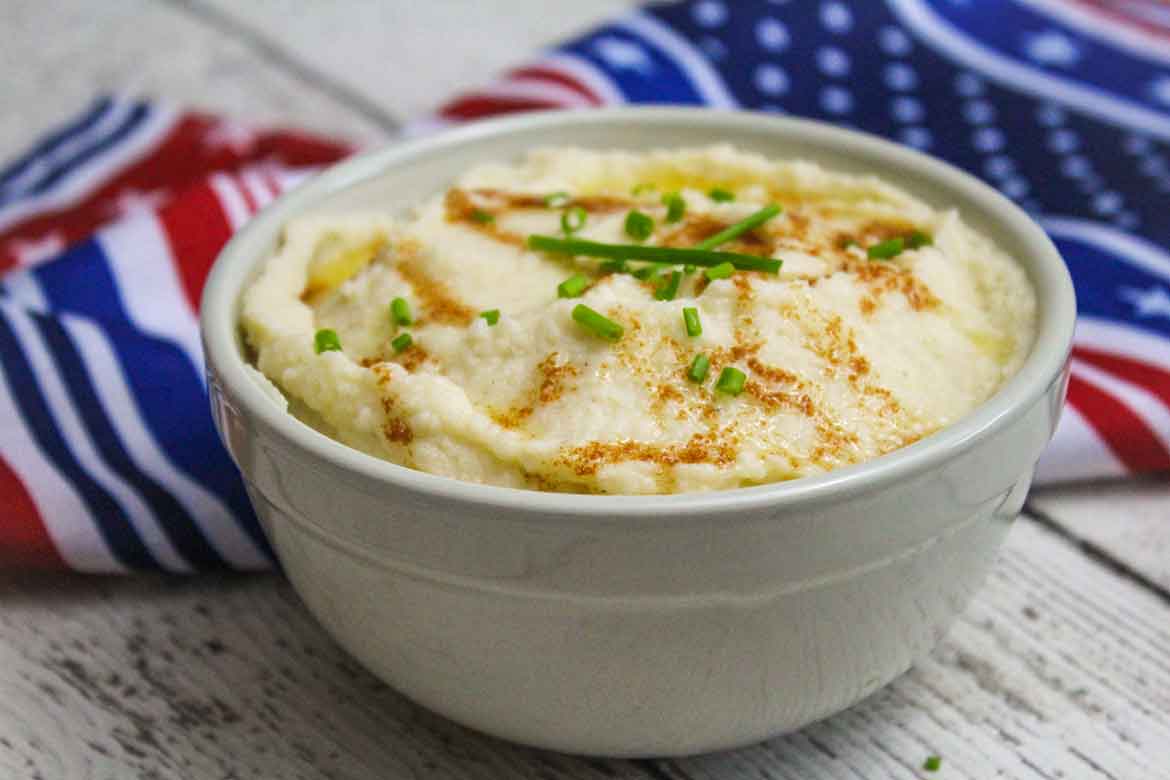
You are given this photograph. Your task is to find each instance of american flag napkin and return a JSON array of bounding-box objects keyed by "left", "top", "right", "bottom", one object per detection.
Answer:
[{"left": 2, "top": 0, "right": 1168, "bottom": 572}]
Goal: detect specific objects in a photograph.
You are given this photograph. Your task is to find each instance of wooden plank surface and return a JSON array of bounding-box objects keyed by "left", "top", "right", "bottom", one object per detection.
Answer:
[
  {"left": 2, "top": 520, "right": 1167, "bottom": 779},
  {"left": 1, "top": 1, "right": 1168, "bottom": 777}
]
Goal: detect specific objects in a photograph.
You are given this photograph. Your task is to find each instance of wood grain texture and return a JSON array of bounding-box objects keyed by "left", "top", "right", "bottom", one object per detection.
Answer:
[
  {"left": 0, "top": 0, "right": 392, "bottom": 163},
  {"left": 2, "top": 519, "right": 1167, "bottom": 780},
  {"left": 189, "top": 0, "right": 637, "bottom": 121},
  {"left": 1029, "top": 475, "right": 1170, "bottom": 594}
]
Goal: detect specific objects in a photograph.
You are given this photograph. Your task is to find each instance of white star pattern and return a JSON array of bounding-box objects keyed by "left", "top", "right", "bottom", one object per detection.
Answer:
[
  {"left": 755, "top": 17, "right": 789, "bottom": 51},
  {"left": 879, "top": 26, "right": 911, "bottom": 56},
  {"left": 110, "top": 188, "right": 169, "bottom": 218},
  {"left": 820, "top": 1, "right": 852, "bottom": 34},
  {"left": 816, "top": 46, "right": 850, "bottom": 78},
  {"left": 754, "top": 64, "right": 789, "bottom": 96},
  {"left": 1120, "top": 285, "right": 1170, "bottom": 319},
  {"left": 6, "top": 232, "right": 65, "bottom": 265},
  {"left": 203, "top": 119, "right": 259, "bottom": 155},
  {"left": 593, "top": 38, "right": 654, "bottom": 74},
  {"left": 963, "top": 100, "right": 996, "bottom": 125},
  {"left": 955, "top": 72, "right": 985, "bottom": 98},
  {"left": 884, "top": 63, "right": 918, "bottom": 91},
  {"left": 692, "top": 0, "right": 728, "bottom": 28},
  {"left": 1149, "top": 76, "right": 1170, "bottom": 107},
  {"left": 1023, "top": 31, "right": 1081, "bottom": 68},
  {"left": 891, "top": 96, "right": 924, "bottom": 123},
  {"left": 1035, "top": 103, "right": 1066, "bottom": 127}
]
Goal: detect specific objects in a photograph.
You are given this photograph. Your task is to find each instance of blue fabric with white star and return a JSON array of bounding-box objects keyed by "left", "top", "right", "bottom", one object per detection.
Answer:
[{"left": 554, "top": 0, "right": 1170, "bottom": 341}]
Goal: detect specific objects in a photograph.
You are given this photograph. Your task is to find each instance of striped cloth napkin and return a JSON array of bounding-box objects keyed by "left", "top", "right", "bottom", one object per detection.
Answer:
[{"left": 2, "top": 0, "right": 1168, "bottom": 572}]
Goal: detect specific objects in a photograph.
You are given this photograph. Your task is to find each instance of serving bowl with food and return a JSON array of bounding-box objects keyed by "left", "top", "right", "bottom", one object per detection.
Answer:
[{"left": 201, "top": 108, "right": 1075, "bottom": 756}]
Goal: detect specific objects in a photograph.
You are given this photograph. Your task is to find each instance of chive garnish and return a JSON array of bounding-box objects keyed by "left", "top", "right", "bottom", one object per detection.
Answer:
[
  {"left": 544, "top": 191, "right": 570, "bottom": 208},
  {"left": 480, "top": 309, "right": 500, "bottom": 325},
  {"left": 527, "top": 235, "right": 781, "bottom": 273},
  {"left": 906, "top": 230, "right": 933, "bottom": 249},
  {"left": 705, "top": 261, "right": 735, "bottom": 280},
  {"left": 624, "top": 210, "right": 654, "bottom": 241},
  {"left": 561, "top": 206, "right": 587, "bottom": 235},
  {"left": 390, "top": 297, "right": 412, "bottom": 326},
  {"left": 391, "top": 332, "right": 412, "bottom": 353},
  {"left": 662, "top": 192, "right": 686, "bottom": 223},
  {"left": 655, "top": 270, "right": 682, "bottom": 301},
  {"left": 314, "top": 328, "right": 342, "bottom": 354},
  {"left": 631, "top": 183, "right": 656, "bottom": 196},
  {"left": 688, "top": 354, "right": 710, "bottom": 383},
  {"left": 694, "top": 204, "right": 782, "bottom": 251},
  {"left": 683, "top": 264, "right": 696, "bottom": 274},
  {"left": 470, "top": 209, "right": 494, "bottom": 224},
  {"left": 683, "top": 307, "right": 702, "bottom": 337},
  {"left": 709, "top": 187, "right": 735, "bottom": 202},
  {"left": 572, "top": 304, "right": 623, "bottom": 341},
  {"left": 558, "top": 273, "right": 589, "bottom": 298},
  {"left": 600, "top": 258, "right": 628, "bottom": 274},
  {"left": 633, "top": 263, "right": 666, "bottom": 280},
  {"left": 923, "top": 756, "right": 941, "bottom": 772},
  {"left": 867, "top": 237, "right": 905, "bottom": 260},
  {"left": 715, "top": 366, "right": 747, "bottom": 395}
]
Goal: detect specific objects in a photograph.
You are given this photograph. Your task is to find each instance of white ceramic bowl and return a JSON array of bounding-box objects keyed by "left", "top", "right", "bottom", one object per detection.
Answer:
[{"left": 201, "top": 109, "right": 1075, "bottom": 757}]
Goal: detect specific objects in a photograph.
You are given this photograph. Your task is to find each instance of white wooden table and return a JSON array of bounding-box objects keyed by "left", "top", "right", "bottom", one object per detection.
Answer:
[{"left": 2, "top": 2, "right": 1168, "bottom": 778}]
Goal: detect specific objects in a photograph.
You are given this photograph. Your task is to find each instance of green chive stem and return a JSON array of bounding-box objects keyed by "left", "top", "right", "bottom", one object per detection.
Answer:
[
  {"left": 923, "top": 756, "right": 942, "bottom": 772},
  {"left": 571, "top": 304, "right": 623, "bottom": 341},
  {"left": 683, "top": 307, "right": 702, "bottom": 337},
  {"left": 624, "top": 210, "right": 654, "bottom": 242},
  {"left": 470, "top": 209, "right": 494, "bottom": 224},
  {"left": 561, "top": 206, "right": 587, "bottom": 235},
  {"left": 558, "top": 273, "right": 589, "bottom": 298},
  {"left": 688, "top": 354, "right": 710, "bottom": 383},
  {"left": 390, "top": 297, "right": 412, "bottom": 326},
  {"left": 709, "top": 188, "right": 735, "bottom": 202},
  {"left": 544, "top": 191, "right": 570, "bottom": 208},
  {"left": 694, "top": 204, "right": 782, "bottom": 251},
  {"left": 715, "top": 366, "right": 747, "bottom": 395},
  {"left": 527, "top": 235, "right": 781, "bottom": 273},
  {"left": 662, "top": 192, "right": 686, "bottom": 223},
  {"left": 480, "top": 309, "right": 500, "bottom": 326},
  {"left": 705, "top": 261, "right": 735, "bottom": 280},
  {"left": 868, "top": 237, "right": 905, "bottom": 260},
  {"left": 391, "top": 332, "right": 412, "bottom": 353},
  {"left": 314, "top": 328, "right": 342, "bottom": 354},
  {"left": 655, "top": 270, "right": 682, "bottom": 301}
]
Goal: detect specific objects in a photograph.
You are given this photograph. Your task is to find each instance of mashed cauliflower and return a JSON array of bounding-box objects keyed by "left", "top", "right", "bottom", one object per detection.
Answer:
[{"left": 241, "top": 146, "right": 1036, "bottom": 494}]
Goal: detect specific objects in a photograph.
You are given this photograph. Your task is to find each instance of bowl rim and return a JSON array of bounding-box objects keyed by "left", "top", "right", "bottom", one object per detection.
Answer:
[{"left": 201, "top": 107, "right": 1075, "bottom": 518}]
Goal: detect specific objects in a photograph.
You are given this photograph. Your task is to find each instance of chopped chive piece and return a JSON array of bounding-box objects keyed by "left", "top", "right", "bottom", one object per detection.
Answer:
[
  {"left": 906, "top": 230, "right": 933, "bottom": 249},
  {"left": 683, "top": 264, "right": 697, "bottom": 274},
  {"left": 544, "top": 191, "right": 570, "bottom": 208},
  {"left": 600, "top": 258, "right": 628, "bottom": 274},
  {"left": 390, "top": 297, "right": 412, "bottom": 326},
  {"left": 683, "top": 307, "right": 702, "bottom": 337},
  {"left": 480, "top": 309, "right": 500, "bottom": 326},
  {"left": 662, "top": 192, "right": 686, "bottom": 223},
  {"left": 705, "top": 261, "right": 735, "bottom": 280},
  {"left": 715, "top": 366, "right": 747, "bottom": 395},
  {"left": 391, "top": 332, "right": 412, "bottom": 353},
  {"left": 868, "top": 237, "right": 905, "bottom": 260},
  {"left": 688, "top": 354, "right": 710, "bottom": 383},
  {"left": 694, "top": 204, "right": 782, "bottom": 251},
  {"left": 624, "top": 209, "right": 654, "bottom": 241},
  {"left": 572, "top": 304, "right": 623, "bottom": 341},
  {"left": 561, "top": 206, "right": 587, "bottom": 235},
  {"left": 631, "top": 183, "right": 656, "bottom": 195},
  {"left": 527, "top": 235, "right": 781, "bottom": 273},
  {"left": 558, "top": 273, "right": 589, "bottom": 298},
  {"left": 923, "top": 756, "right": 941, "bottom": 772},
  {"left": 470, "top": 208, "right": 494, "bottom": 224},
  {"left": 633, "top": 263, "right": 665, "bottom": 280},
  {"left": 655, "top": 270, "right": 682, "bottom": 301},
  {"left": 314, "top": 328, "right": 342, "bottom": 354},
  {"left": 709, "top": 187, "right": 735, "bottom": 202}
]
